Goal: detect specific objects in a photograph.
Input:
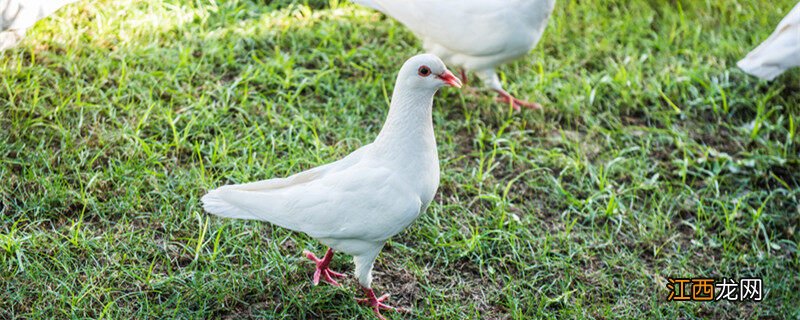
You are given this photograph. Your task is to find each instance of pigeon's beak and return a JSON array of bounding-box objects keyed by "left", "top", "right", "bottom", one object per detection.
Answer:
[{"left": 437, "top": 70, "right": 462, "bottom": 88}]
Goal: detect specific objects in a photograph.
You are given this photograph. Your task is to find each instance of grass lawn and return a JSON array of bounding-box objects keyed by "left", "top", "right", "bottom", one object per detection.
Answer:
[{"left": 1, "top": 0, "right": 799, "bottom": 318}]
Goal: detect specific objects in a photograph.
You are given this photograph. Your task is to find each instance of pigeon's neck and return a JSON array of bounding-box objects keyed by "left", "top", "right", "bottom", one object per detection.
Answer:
[{"left": 373, "top": 86, "right": 437, "bottom": 153}]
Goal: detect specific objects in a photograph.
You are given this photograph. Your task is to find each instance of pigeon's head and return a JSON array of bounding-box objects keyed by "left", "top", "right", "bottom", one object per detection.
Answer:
[{"left": 397, "top": 54, "right": 462, "bottom": 91}]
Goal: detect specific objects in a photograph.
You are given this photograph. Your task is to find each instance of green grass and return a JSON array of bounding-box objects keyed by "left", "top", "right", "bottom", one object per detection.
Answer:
[{"left": 1, "top": 0, "right": 799, "bottom": 318}]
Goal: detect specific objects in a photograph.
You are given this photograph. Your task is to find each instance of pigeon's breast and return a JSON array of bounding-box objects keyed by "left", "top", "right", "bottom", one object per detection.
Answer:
[{"left": 417, "top": 158, "right": 440, "bottom": 209}]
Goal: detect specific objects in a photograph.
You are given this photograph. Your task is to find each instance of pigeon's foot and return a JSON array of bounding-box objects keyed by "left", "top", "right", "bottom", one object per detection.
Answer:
[
  {"left": 459, "top": 68, "right": 468, "bottom": 85},
  {"left": 304, "top": 248, "right": 346, "bottom": 286},
  {"left": 495, "top": 89, "right": 542, "bottom": 111},
  {"left": 357, "top": 287, "right": 407, "bottom": 320}
]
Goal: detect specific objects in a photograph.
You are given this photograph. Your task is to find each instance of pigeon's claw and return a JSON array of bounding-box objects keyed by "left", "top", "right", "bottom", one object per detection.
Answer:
[
  {"left": 459, "top": 68, "right": 468, "bottom": 85},
  {"left": 495, "top": 89, "right": 542, "bottom": 111},
  {"left": 358, "top": 288, "right": 408, "bottom": 319},
  {"left": 327, "top": 269, "right": 346, "bottom": 278},
  {"left": 320, "top": 268, "right": 346, "bottom": 286},
  {"left": 304, "top": 248, "right": 345, "bottom": 287},
  {"left": 356, "top": 293, "right": 393, "bottom": 310}
]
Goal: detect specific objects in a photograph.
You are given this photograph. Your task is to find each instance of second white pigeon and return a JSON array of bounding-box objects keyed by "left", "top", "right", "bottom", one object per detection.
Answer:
[
  {"left": 353, "top": 0, "right": 556, "bottom": 110},
  {"left": 737, "top": 1, "right": 800, "bottom": 81},
  {"left": 0, "top": 0, "right": 78, "bottom": 50},
  {"left": 202, "top": 54, "right": 462, "bottom": 319}
]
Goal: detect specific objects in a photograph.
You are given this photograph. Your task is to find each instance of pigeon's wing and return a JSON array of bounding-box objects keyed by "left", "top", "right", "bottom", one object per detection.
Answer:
[
  {"left": 354, "top": 0, "right": 533, "bottom": 57},
  {"left": 202, "top": 150, "right": 422, "bottom": 242},
  {"left": 1, "top": 0, "right": 78, "bottom": 30},
  {"left": 224, "top": 146, "right": 368, "bottom": 192},
  {"left": 737, "top": 2, "right": 800, "bottom": 80}
]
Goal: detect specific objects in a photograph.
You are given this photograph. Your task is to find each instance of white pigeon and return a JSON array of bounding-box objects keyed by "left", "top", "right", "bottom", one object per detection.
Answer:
[
  {"left": 0, "top": 0, "right": 78, "bottom": 51},
  {"left": 738, "top": 1, "right": 800, "bottom": 81},
  {"left": 202, "top": 54, "right": 462, "bottom": 319},
  {"left": 352, "top": 0, "right": 556, "bottom": 110}
]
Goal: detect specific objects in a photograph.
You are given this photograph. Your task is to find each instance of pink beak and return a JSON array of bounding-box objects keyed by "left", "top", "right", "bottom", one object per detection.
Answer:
[{"left": 437, "top": 70, "right": 463, "bottom": 88}]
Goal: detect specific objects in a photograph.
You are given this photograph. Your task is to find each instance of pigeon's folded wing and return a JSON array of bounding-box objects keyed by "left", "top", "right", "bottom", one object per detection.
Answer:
[
  {"left": 221, "top": 145, "right": 368, "bottom": 192},
  {"left": 202, "top": 161, "right": 422, "bottom": 242}
]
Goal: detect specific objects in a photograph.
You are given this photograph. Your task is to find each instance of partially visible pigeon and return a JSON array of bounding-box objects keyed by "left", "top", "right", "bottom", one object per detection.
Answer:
[
  {"left": 0, "top": 0, "right": 78, "bottom": 50},
  {"left": 353, "top": 0, "right": 556, "bottom": 110},
  {"left": 202, "top": 54, "right": 461, "bottom": 319},
  {"left": 738, "top": 2, "right": 800, "bottom": 81}
]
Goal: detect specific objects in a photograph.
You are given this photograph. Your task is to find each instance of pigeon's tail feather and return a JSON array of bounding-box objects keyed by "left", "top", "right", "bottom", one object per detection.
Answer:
[
  {"left": 201, "top": 189, "right": 265, "bottom": 221},
  {"left": 201, "top": 186, "right": 315, "bottom": 236},
  {"left": 201, "top": 186, "right": 293, "bottom": 223},
  {"left": 737, "top": 58, "right": 784, "bottom": 81},
  {"left": 200, "top": 168, "right": 328, "bottom": 221}
]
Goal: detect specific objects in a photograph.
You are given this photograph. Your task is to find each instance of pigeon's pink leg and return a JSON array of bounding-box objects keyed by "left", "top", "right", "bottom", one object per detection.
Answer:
[
  {"left": 460, "top": 68, "right": 468, "bottom": 85},
  {"left": 495, "top": 88, "right": 542, "bottom": 111},
  {"left": 304, "top": 248, "right": 346, "bottom": 286},
  {"left": 356, "top": 287, "right": 401, "bottom": 320}
]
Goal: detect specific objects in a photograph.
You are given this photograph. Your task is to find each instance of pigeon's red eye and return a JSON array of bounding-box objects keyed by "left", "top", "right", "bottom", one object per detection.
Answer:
[{"left": 418, "top": 66, "right": 431, "bottom": 77}]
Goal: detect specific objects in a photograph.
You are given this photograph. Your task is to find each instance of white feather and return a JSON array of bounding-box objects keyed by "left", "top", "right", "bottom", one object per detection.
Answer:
[
  {"left": 738, "top": 2, "right": 800, "bottom": 81},
  {"left": 0, "top": 0, "right": 78, "bottom": 50}
]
